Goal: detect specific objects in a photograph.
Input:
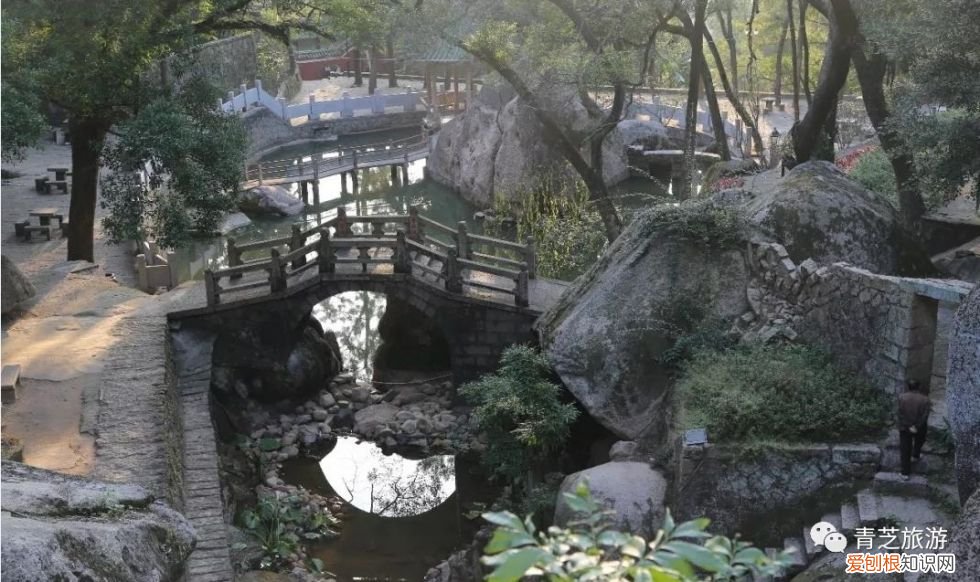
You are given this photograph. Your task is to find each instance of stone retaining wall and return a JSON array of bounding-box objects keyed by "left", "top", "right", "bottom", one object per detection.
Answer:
[
  {"left": 244, "top": 107, "right": 427, "bottom": 159},
  {"left": 735, "top": 242, "right": 974, "bottom": 396},
  {"left": 672, "top": 440, "right": 881, "bottom": 536},
  {"left": 189, "top": 34, "right": 258, "bottom": 94}
]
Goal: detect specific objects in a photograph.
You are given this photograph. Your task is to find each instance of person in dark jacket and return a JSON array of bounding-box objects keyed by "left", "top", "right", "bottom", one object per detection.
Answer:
[{"left": 897, "top": 380, "right": 931, "bottom": 480}]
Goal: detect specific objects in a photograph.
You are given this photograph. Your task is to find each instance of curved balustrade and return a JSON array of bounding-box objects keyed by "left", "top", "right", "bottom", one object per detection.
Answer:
[{"left": 206, "top": 206, "right": 537, "bottom": 309}]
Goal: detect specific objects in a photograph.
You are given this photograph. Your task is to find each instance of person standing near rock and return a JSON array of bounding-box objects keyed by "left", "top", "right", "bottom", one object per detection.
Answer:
[{"left": 898, "top": 380, "right": 931, "bottom": 480}]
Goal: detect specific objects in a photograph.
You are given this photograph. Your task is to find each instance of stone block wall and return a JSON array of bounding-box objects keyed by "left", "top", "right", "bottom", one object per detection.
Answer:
[
  {"left": 188, "top": 34, "right": 258, "bottom": 93},
  {"left": 672, "top": 440, "right": 880, "bottom": 536},
  {"left": 735, "top": 242, "right": 974, "bottom": 397}
]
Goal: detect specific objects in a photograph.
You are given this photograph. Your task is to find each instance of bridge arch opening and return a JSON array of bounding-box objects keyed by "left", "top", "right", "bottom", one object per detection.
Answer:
[{"left": 312, "top": 291, "right": 451, "bottom": 383}]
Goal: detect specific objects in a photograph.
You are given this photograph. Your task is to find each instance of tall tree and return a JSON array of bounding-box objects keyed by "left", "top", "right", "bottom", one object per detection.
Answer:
[
  {"left": 2, "top": 0, "right": 335, "bottom": 261},
  {"left": 682, "top": 0, "right": 708, "bottom": 197},
  {"left": 787, "top": 0, "right": 800, "bottom": 121}
]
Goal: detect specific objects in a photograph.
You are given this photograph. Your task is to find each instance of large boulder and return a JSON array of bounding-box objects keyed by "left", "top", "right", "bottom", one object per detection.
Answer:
[
  {"left": 427, "top": 85, "right": 675, "bottom": 207},
  {"left": 537, "top": 201, "right": 757, "bottom": 439},
  {"left": 0, "top": 461, "right": 195, "bottom": 582},
  {"left": 239, "top": 185, "right": 304, "bottom": 217},
  {"left": 922, "top": 490, "right": 980, "bottom": 581},
  {"left": 554, "top": 462, "right": 667, "bottom": 538},
  {"left": 742, "top": 161, "right": 933, "bottom": 275},
  {"left": 947, "top": 284, "right": 980, "bottom": 502},
  {"left": 2, "top": 254, "right": 36, "bottom": 314},
  {"left": 933, "top": 236, "right": 980, "bottom": 284}
]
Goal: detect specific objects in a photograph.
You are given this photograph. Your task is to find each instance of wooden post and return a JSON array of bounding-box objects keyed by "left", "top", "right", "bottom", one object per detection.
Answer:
[
  {"left": 336, "top": 206, "right": 353, "bottom": 236},
  {"left": 390, "top": 165, "right": 399, "bottom": 185},
  {"left": 515, "top": 264, "right": 529, "bottom": 307},
  {"left": 340, "top": 172, "right": 349, "bottom": 195},
  {"left": 300, "top": 181, "right": 309, "bottom": 205},
  {"left": 453, "top": 69, "right": 460, "bottom": 113},
  {"left": 524, "top": 235, "right": 537, "bottom": 279},
  {"left": 456, "top": 221, "right": 470, "bottom": 259},
  {"left": 227, "top": 237, "right": 243, "bottom": 280},
  {"left": 289, "top": 224, "right": 306, "bottom": 269},
  {"left": 312, "top": 180, "right": 321, "bottom": 207},
  {"left": 318, "top": 229, "right": 335, "bottom": 274},
  {"left": 401, "top": 163, "right": 408, "bottom": 184},
  {"left": 465, "top": 65, "right": 474, "bottom": 109},
  {"left": 204, "top": 270, "right": 219, "bottom": 307},
  {"left": 257, "top": 163, "right": 264, "bottom": 185},
  {"left": 269, "top": 248, "right": 286, "bottom": 292},
  {"left": 351, "top": 169, "right": 359, "bottom": 192},
  {"left": 394, "top": 229, "right": 411, "bottom": 274},
  {"left": 408, "top": 205, "right": 423, "bottom": 242},
  {"left": 445, "top": 249, "right": 463, "bottom": 293}
]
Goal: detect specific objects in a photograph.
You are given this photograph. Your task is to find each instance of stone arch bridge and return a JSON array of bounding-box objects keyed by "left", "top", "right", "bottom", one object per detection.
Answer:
[{"left": 169, "top": 207, "right": 568, "bottom": 383}]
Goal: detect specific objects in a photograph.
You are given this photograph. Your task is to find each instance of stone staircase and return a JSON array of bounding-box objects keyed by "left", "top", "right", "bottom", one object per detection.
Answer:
[{"left": 762, "top": 431, "right": 957, "bottom": 581}]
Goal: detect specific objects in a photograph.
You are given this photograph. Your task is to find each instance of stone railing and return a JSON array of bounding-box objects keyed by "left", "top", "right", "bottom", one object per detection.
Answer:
[
  {"left": 206, "top": 207, "right": 536, "bottom": 308},
  {"left": 243, "top": 133, "right": 429, "bottom": 186},
  {"left": 136, "top": 240, "right": 178, "bottom": 292},
  {"left": 220, "top": 79, "right": 422, "bottom": 124}
]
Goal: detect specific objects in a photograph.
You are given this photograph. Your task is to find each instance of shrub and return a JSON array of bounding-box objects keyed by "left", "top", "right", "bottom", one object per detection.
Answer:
[
  {"left": 460, "top": 345, "right": 579, "bottom": 485},
  {"left": 654, "top": 293, "right": 736, "bottom": 370},
  {"left": 643, "top": 202, "right": 749, "bottom": 249},
  {"left": 847, "top": 147, "right": 898, "bottom": 202},
  {"left": 481, "top": 482, "right": 793, "bottom": 581},
  {"left": 676, "top": 344, "right": 890, "bottom": 443},
  {"left": 236, "top": 492, "right": 338, "bottom": 572}
]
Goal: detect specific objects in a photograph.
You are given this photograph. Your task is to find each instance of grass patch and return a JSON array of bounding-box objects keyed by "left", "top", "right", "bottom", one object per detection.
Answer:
[{"left": 676, "top": 344, "right": 890, "bottom": 443}]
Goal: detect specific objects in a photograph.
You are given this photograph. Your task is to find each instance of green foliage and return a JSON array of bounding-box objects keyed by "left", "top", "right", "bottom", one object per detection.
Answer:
[
  {"left": 99, "top": 76, "right": 247, "bottom": 248},
  {"left": 236, "top": 493, "right": 338, "bottom": 571},
  {"left": 644, "top": 203, "right": 748, "bottom": 249},
  {"left": 848, "top": 148, "right": 898, "bottom": 202},
  {"left": 676, "top": 344, "right": 890, "bottom": 443},
  {"left": 490, "top": 181, "right": 608, "bottom": 281},
  {"left": 481, "top": 482, "right": 794, "bottom": 581},
  {"left": 655, "top": 294, "right": 735, "bottom": 370},
  {"left": 460, "top": 345, "right": 579, "bottom": 484}
]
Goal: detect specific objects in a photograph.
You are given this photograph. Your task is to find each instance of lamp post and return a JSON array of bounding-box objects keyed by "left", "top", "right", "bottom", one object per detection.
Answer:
[{"left": 770, "top": 128, "right": 781, "bottom": 169}]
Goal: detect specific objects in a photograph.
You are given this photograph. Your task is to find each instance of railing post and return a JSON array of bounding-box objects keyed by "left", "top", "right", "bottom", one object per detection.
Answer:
[
  {"left": 336, "top": 206, "right": 353, "bottom": 236},
  {"left": 289, "top": 224, "right": 306, "bottom": 269},
  {"left": 278, "top": 96, "right": 288, "bottom": 120},
  {"left": 216, "top": 97, "right": 225, "bottom": 112},
  {"left": 227, "top": 237, "right": 243, "bottom": 280},
  {"left": 372, "top": 219, "right": 385, "bottom": 237},
  {"left": 394, "top": 230, "right": 411, "bottom": 274},
  {"left": 308, "top": 93, "right": 315, "bottom": 121},
  {"left": 255, "top": 79, "right": 263, "bottom": 95},
  {"left": 524, "top": 235, "right": 537, "bottom": 280},
  {"left": 515, "top": 264, "right": 529, "bottom": 307},
  {"left": 257, "top": 162, "right": 264, "bottom": 185},
  {"left": 204, "top": 270, "right": 219, "bottom": 307},
  {"left": 240, "top": 84, "right": 249, "bottom": 110},
  {"left": 269, "top": 248, "right": 286, "bottom": 293},
  {"left": 456, "top": 221, "right": 471, "bottom": 259},
  {"left": 445, "top": 249, "right": 463, "bottom": 294},
  {"left": 318, "top": 228, "right": 335, "bottom": 274},
  {"left": 408, "top": 205, "right": 423, "bottom": 242}
]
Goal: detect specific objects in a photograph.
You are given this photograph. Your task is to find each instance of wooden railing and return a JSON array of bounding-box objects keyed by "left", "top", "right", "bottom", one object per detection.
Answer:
[
  {"left": 205, "top": 207, "right": 537, "bottom": 308},
  {"left": 244, "top": 133, "right": 429, "bottom": 185}
]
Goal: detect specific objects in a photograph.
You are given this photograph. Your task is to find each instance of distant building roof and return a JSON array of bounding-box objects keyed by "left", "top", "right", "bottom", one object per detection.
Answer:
[{"left": 411, "top": 40, "right": 471, "bottom": 63}]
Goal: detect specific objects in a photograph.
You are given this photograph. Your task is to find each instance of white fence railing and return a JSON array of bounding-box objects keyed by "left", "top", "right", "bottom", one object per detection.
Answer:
[{"left": 219, "top": 80, "right": 424, "bottom": 124}]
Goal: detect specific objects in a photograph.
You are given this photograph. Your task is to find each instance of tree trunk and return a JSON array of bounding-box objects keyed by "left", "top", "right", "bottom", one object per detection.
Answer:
[
  {"left": 386, "top": 36, "right": 397, "bottom": 88},
  {"left": 800, "top": 0, "right": 812, "bottom": 104},
  {"left": 704, "top": 27, "right": 766, "bottom": 155},
  {"left": 787, "top": 0, "right": 800, "bottom": 121},
  {"left": 682, "top": 0, "right": 708, "bottom": 198},
  {"left": 791, "top": 0, "right": 856, "bottom": 163},
  {"left": 774, "top": 19, "right": 789, "bottom": 105},
  {"left": 67, "top": 118, "right": 108, "bottom": 262},
  {"left": 353, "top": 47, "right": 363, "bottom": 87},
  {"left": 702, "top": 67, "right": 731, "bottom": 160},
  {"left": 368, "top": 46, "right": 378, "bottom": 95},
  {"left": 725, "top": 7, "right": 738, "bottom": 94},
  {"left": 852, "top": 48, "right": 925, "bottom": 227}
]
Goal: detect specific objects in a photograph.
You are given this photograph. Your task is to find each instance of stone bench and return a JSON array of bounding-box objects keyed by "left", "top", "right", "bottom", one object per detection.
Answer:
[
  {"left": 22, "top": 224, "right": 56, "bottom": 242},
  {"left": 2, "top": 364, "right": 21, "bottom": 403},
  {"left": 49, "top": 180, "right": 70, "bottom": 194}
]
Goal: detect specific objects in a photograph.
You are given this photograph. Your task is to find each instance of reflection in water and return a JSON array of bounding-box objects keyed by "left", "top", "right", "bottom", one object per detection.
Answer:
[
  {"left": 320, "top": 437, "right": 456, "bottom": 517},
  {"left": 312, "top": 292, "right": 385, "bottom": 382}
]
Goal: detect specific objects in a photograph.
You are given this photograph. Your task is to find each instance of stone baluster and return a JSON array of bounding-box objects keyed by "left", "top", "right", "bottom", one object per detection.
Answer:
[
  {"left": 408, "top": 205, "right": 423, "bottom": 242},
  {"left": 445, "top": 249, "right": 463, "bottom": 294},
  {"left": 456, "top": 221, "right": 470, "bottom": 259},
  {"left": 371, "top": 219, "right": 385, "bottom": 238},
  {"left": 336, "top": 206, "right": 353, "bottom": 237},
  {"left": 204, "top": 270, "right": 219, "bottom": 307},
  {"left": 524, "top": 235, "right": 537, "bottom": 280},
  {"left": 289, "top": 224, "right": 306, "bottom": 269},
  {"left": 227, "top": 237, "right": 243, "bottom": 280},
  {"left": 269, "top": 248, "right": 286, "bottom": 292},
  {"left": 318, "top": 228, "right": 335, "bottom": 274},
  {"left": 394, "top": 230, "right": 411, "bottom": 274},
  {"left": 516, "top": 264, "right": 529, "bottom": 307}
]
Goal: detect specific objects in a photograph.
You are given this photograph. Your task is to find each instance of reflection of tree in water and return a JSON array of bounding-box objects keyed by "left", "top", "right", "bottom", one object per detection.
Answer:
[
  {"left": 312, "top": 292, "right": 386, "bottom": 381},
  {"left": 323, "top": 438, "right": 456, "bottom": 517}
]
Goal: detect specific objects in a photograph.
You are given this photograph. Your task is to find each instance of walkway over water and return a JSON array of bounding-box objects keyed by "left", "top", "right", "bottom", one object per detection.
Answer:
[
  {"left": 242, "top": 134, "right": 430, "bottom": 189},
  {"left": 192, "top": 207, "right": 567, "bottom": 315}
]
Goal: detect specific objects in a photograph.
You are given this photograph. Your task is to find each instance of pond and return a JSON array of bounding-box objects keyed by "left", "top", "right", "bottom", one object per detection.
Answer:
[{"left": 280, "top": 437, "right": 493, "bottom": 581}]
